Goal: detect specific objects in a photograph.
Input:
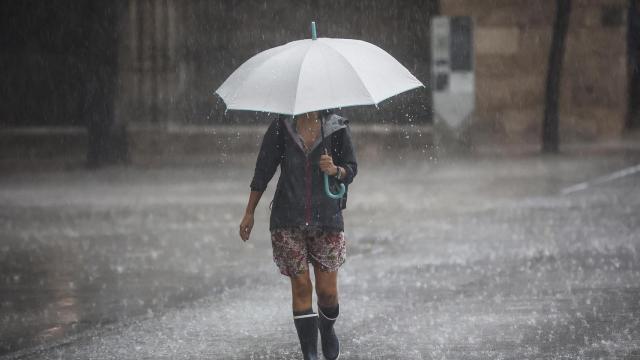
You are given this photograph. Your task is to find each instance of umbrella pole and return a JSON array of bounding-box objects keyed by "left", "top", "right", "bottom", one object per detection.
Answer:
[{"left": 320, "top": 114, "right": 346, "bottom": 199}]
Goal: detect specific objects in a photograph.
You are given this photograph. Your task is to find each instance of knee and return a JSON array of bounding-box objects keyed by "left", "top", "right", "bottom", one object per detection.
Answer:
[
  {"left": 291, "top": 277, "right": 313, "bottom": 300},
  {"left": 316, "top": 287, "right": 338, "bottom": 306}
]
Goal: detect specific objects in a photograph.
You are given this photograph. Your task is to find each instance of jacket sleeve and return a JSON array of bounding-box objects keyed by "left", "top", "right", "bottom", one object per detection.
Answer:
[
  {"left": 249, "top": 117, "right": 284, "bottom": 192},
  {"left": 335, "top": 124, "right": 358, "bottom": 185}
]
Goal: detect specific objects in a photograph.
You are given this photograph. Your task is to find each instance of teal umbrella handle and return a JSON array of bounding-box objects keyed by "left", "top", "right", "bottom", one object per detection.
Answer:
[{"left": 324, "top": 173, "right": 346, "bottom": 199}]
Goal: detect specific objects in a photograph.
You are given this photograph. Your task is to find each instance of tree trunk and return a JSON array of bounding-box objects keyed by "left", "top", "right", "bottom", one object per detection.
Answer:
[{"left": 542, "top": 0, "right": 571, "bottom": 154}]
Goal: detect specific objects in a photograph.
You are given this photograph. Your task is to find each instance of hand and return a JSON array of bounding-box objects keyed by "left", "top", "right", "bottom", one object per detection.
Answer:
[
  {"left": 319, "top": 154, "right": 338, "bottom": 176},
  {"left": 239, "top": 213, "right": 254, "bottom": 242}
]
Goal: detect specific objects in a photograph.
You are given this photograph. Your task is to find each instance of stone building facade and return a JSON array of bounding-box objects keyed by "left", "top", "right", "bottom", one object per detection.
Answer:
[
  {"left": 116, "top": 0, "right": 632, "bottom": 145},
  {"left": 441, "top": 0, "right": 630, "bottom": 145}
]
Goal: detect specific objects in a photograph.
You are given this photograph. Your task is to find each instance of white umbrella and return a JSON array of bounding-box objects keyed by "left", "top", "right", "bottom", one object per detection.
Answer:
[
  {"left": 216, "top": 22, "right": 424, "bottom": 199},
  {"left": 215, "top": 22, "right": 424, "bottom": 116}
]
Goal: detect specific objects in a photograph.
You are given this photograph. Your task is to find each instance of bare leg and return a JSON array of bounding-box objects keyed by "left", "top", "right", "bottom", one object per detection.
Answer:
[
  {"left": 290, "top": 269, "right": 313, "bottom": 312},
  {"left": 314, "top": 269, "right": 338, "bottom": 308},
  {"left": 290, "top": 269, "right": 318, "bottom": 359},
  {"left": 314, "top": 267, "right": 341, "bottom": 359}
]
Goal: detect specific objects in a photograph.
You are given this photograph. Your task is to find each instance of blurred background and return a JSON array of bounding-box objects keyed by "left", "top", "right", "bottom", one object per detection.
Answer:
[
  {"left": 0, "top": 0, "right": 637, "bottom": 169},
  {"left": 1, "top": 1, "right": 639, "bottom": 359}
]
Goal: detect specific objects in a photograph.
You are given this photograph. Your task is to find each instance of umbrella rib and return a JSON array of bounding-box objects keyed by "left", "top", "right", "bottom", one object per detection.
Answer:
[
  {"left": 292, "top": 41, "right": 315, "bottom": 115},
  {"left": 224, "top": 55, "right": 274, "bottom": 107},
  {"left": 226, "top": 43, "right": 300, "bottom": 107},
  {"left": 318, "top": 43, "right": 337, "bottom": 114},
  {"left": 316, "top": 40, "right": 377, "bottom": 104},
  {"left": 218, "top": 47, "right": 274, "bottom": 100}
]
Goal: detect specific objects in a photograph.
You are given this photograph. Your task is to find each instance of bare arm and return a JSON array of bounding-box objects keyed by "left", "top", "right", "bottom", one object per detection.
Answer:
[
  {"left": 245, "top": 191, "right": 263, "bottom": 216},
  {"left": 239, "top": 191, "right": 263, "bottom": 241},
  {"left": 241, "top": 117, "right": 284, "bottom": 242}
]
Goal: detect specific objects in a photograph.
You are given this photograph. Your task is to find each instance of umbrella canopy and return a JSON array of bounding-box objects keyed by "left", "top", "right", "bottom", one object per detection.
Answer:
[
  {"left": 215, "top": 34, "right": 424, "bottom": 116},
  {"left": 217, "top": 23, "right": 425, "bottom": 200}
]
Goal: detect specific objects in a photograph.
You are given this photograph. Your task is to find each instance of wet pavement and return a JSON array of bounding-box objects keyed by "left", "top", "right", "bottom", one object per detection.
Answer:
[{"left": 1, "top": 152, "right": 639, "bottom": 359}]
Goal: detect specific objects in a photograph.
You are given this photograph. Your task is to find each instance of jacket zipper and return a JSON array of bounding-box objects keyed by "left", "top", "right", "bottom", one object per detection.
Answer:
[{"left": 305, "top": 156, "right": 312, "bottom": 226}]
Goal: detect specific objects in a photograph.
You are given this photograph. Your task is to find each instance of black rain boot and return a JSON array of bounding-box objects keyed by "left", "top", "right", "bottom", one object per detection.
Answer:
[
  {"left": 294, "top": 312, "right": 319, "bottom": 360},
  {"left": 318, "top": 305, "right": 340, "bottom": 360}
]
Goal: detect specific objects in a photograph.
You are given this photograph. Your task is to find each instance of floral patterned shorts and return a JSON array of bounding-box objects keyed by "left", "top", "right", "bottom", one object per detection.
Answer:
[{"left": 270, "top": 226, "right": 346, "bottom": 277}]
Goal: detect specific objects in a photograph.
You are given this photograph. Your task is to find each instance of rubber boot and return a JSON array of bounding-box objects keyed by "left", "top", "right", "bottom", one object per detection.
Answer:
[
  {"left": 318, "top": 306, "right": 340, "bottom": 360},
  {"left": 294, "top": 313, "right": 318, "bottom": 360}
]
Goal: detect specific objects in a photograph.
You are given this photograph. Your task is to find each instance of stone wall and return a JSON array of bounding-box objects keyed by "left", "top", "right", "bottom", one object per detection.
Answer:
[
  {"left": 441, "top": 0, "right": 628, "bottom": 145},
  {"left": 561, "top": 0, "right": 628, "bottom": 141}
]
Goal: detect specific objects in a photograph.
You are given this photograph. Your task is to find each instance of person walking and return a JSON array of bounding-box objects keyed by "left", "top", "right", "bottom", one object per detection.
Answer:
[{"left": 239, "top": 109, "right": 357, "bottom": 360}]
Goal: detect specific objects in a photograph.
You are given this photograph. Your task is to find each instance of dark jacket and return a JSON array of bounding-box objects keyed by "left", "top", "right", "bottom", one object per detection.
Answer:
[{"left": 250, "top": 112, "right": 358, "bottom": 232}]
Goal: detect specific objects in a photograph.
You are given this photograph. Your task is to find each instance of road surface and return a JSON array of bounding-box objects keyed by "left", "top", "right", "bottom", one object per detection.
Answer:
[{"left": 1, "top": 153, "right": 639, "bottom": 359}]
